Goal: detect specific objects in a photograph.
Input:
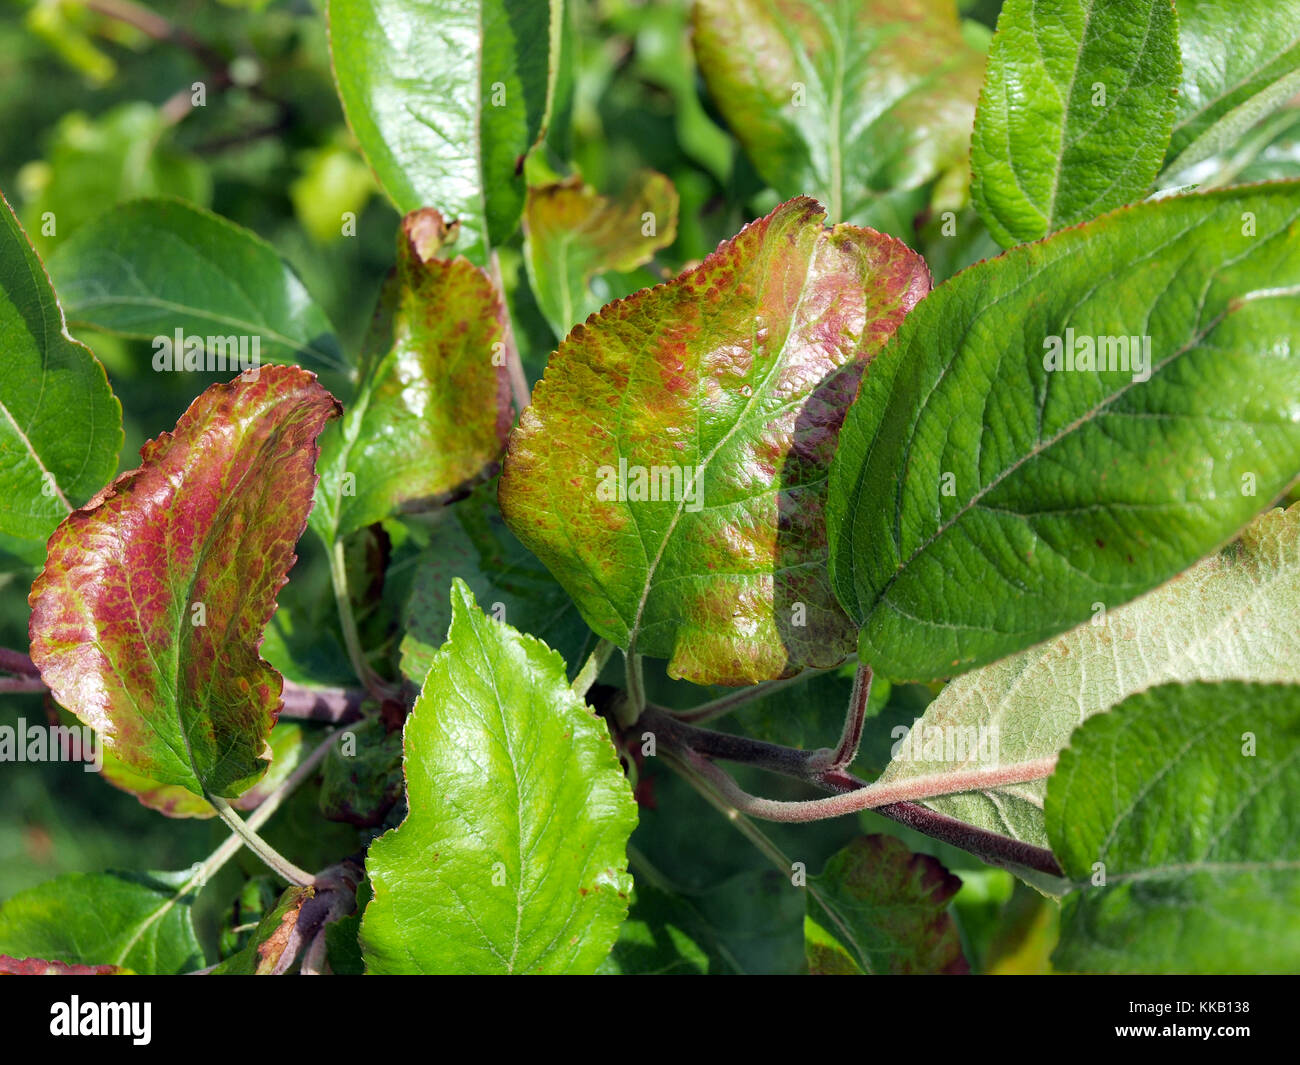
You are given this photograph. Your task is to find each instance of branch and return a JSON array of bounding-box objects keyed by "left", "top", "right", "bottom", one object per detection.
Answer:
[{"left": 638, "top": 703, "right": 1064, "bottom": 878}]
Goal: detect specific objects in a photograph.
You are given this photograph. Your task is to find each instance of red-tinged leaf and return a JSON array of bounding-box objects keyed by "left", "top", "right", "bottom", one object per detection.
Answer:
[
  {"left": 500, "top": 196, "right": 929, "bottom": 684},
  {"left": 312, "top": 208, "right": 514, "bottom": 542},
  {"left": 28, "top": 366, "right": 341, "bottom": 802},
  {"left": 0, "top": 956, "right": 126, "bottom": 975},
  {"left": 806, "top": 835, "right": 968, "bottom": 975}
]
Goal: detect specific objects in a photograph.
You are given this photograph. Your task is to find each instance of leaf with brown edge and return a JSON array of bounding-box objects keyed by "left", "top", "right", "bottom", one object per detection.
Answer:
[
  {"left": 500, "top": 196, "right": 929, "bottom": 685},
  {"left": 210, "top": 885, "right": 313, "bottom": 975},
  {"left": 806, "top": 835, "right": 968, "bottom": 975},
  {"left": 524, "top": 171, "right": 679, "bottom": 339},
  {"left": 28, "top": 366, "right": 341, "bottom": 803},
  {"left": 312, "top": 209, "right": 513, "bottom": 542},
  {"left": 0, "top": 956, "right": 126, "bottom": 975}
]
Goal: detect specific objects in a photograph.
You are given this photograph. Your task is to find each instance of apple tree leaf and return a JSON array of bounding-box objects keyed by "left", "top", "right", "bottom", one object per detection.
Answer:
[
  {"left": 312, "top": 209, "right": 512, "bottom": 543},
  {"left": 828, "top": 184, "right": 1300, "bottom": 682},
  {"left": 46, "top": 198, "right": 345, "bottom": 372},
  {"left": 874, "top": 503, "right": 1300, "bottom": 850},
  {"left": 0, "top": 870, "right": 203, "bottom": 975},
  {"left": 523, "top": 171, "right": 678, "bottom": 339},
  {"left": 361, "top": 580, "right": 636, "bottom": 974},
  {"left": 0, "top": 190, "right": 121, "bottom": 547},
  {"left": 1048, "top": 680, "right": 1300, "bottom": 973},
  {"left": 328, "top": 0, "right": 558, "bottom": 264},
  {"left": 28, "top": 366, "right": 341, "bottom": 802},
  {"left": 500, "top": 196, "right": 929, "bottom": 685},
  {"left": 970, "top": 0, "right": 1180, "bottom": 247},
  {"left": 692, "top": 0, "right": 984, "bottom": 229}
]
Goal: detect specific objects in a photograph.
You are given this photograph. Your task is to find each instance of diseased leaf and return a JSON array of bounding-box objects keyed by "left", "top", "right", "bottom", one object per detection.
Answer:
[
  {"left": 693, "top": 0, "right": 984, "bottom": 228},
  {"left": 0, "top": 956, "right": 125, "bottom": 975},
  {"left": 0, "top": 190, "right": 121, "bottom": 546},
  {"left": 361, "top": 580, "right": 636, "bottom": 974},
  {"left": 0, "top": 871, "right": 203, "bottom": 974},
  {"left": 1162, "top": 0, "right": 1300, "bottom": 178},
  {"left": 501, "top": 197, "right": 929, "bottom": 685},
  {"left": 523, "top": 171, "right": 678, "bottom": 339},
  {"left": 970, "top": 0, "right": 1180, "bottom": 247},
  {"left": 313, "top": 209, "right": 512, "bottom": 543},
  {"left": 875, "top": 504, "right": 1300, "bottom": 850},
  {"left": 28, "top": 366, "right": 341, "bottom": 802},
  {"left": 1048, "top": 680, "right": 1300, "bottom": 974},
  {"left": 329, "top": 0, "right": 558, "bottom": 263},
  {"left": 400, "top": 482, "right": 591, "bottom": 684},
  {"left": 805, "top": 835, "right": 967, "bottom": 975},
  {"left": 211, "top": 885, "right": 313, "bottom": 975},
  {"left": 97, "top": 719, "right": 312, "bottom": 820},
  {"left": 46, "top": 199, "right": 344, "bottom": 372},
  {"left": 828, "top": 184, "right": 1300, "bottom": 682}
]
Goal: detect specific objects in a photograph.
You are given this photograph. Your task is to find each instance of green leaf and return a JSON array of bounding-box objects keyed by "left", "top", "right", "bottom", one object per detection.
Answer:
[
  {"left": 361, "top": 580, "right": 637, "bottom": 974},
  {"left": 873, "top": 503, "right": 1300, "bottom": 850},
  {"left": 692, "top": 0, "right": 984, "bottom": 226},
  {"left": 970, "top": 0, "right": 1180, "bottom": 247},
  {"left": 0, "top": 871, "right": 203, "bottom": 974},
  {"left": 18, "top": 102, "right": 210, "bottom": 257},
  {"left": 328, "top": 0, "right": 558, "bottom": 264},
  {"left": 1162, "top": 0, "right": 1300, "bottom": 178},
  {"left": 319, "top": 719, "right": 404, "bottom": 827},
  {"left": 46, "top": 199, "right": 343, "bottom": 372},
  {"left": 601, "top": 869, "right": 806, "bottom": 975},
  {"left": 28, "top": 367, "right": 341, "bottom": 802},
  {"left": 0, "top": 191, "right": 121, "bottom": 546},
  {"left": 211, "top": 885, "right": 312, "bottom": 975},
  {"left": 1048, "top": 680, "right": 1300, "bottom": 974},
  {"left": 806, "top": 835, "right": 967, "bottom": 974},
  {"left": 523, "top": 171, "right": 678, "bottom": 339},
  {"left": 400, "top": 483, "right": 591, "bottom": 684},
  {"left": 828, "top": 184, "right": 1300, "bottom": 682},
  {"left": 312, "top": 209, "right": 512, "bottom": 543},
  {"left": 501, "top": 197, "right": 929, "bottom": 684}
]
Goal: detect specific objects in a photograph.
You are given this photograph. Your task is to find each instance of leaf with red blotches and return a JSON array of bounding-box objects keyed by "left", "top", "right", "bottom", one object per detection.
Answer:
[
  {"left": 500, "top": 196, "right": 929, "bottom": 685},
  {"left": 0, "top": 956, "right": 126, "bottom": 975},
  {"left": 312, "top": 208, "right": 513, "bottom": 542},
  {"left": 28, "top": 366, "right": 341, "bottom": 803},
  {"left": 806, "top": 835, "right": 968, "bottom": 975}
]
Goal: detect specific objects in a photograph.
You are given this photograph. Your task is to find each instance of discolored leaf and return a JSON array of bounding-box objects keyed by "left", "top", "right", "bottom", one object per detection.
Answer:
[
  {"left": 693, "top": 0, "right": 984, "bottom": 229},
  {"left": 313, "top": 209, "right": 513, "bottom": 543},
  {"left": 46, "top": 199, "right": 344, "bottom": 373},
  {"left": 501, "top": 197, "right": 929, "bottom": 685},
  {"left": 970, "top": 0, "right": 1180, "bottom": 247},
  {"left": 0, "top": 191, "right": 121, "bottom": 547},
  {"left": 1048, "top": 680, "right": 1300, "bottom": 973},
  {"left": 0, "top": 871, "right": 203, "bottom": 974},
  {"left": 318, "top": 719, "right": 404, "bottom": 827},
  {"left": 874, "top": 504, "right": 1300, "bottom": 850},
  {"left": 828, "top": 184, "right": 1300, "bottom": 682},
  {"left": 29, "top": 366, "right": 341, "bottom": 802},
  {"left": 328, "top": 0, "right": 558, "bottom": 264},
  {"left": 361, "top": 580, "right": 636, "bottom": 974},
  {"left": 806, "top": 835, "right": 967, "bottom": 974},
  {"left": 523, "top": 171, "right": 678, "bottom": 339},
  {"left": 211, "top": 885, "right": 313, "bottom": 975}
]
